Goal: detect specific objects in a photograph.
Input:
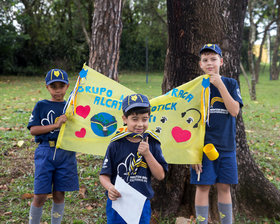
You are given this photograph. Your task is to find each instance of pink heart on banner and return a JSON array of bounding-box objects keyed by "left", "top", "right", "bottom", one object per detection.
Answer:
[
  {"left": 76, "top": 105, "right": 90, "bottom": 119},
  {"left": 171, "top": 126, "right": 191, "bottom": 143},
  {"left": 75, "top": 128, "right": 86, "bottom": 138}
]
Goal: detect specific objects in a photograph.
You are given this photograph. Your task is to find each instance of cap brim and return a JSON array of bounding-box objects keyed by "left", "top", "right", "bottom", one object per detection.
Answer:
[
  {"left": 46, "top": 80, "right": 69, "bottom": 85},
  {"left": 200, "top": 48, "right": 222, "bottom": 57},
  {"left": 124, "top": 103, "right": 150, "bottom": 112}
]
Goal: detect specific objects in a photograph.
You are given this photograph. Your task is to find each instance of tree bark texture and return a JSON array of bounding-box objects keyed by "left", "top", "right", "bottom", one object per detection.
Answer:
[
  {"left": 247, "top": 0, "right": 257, "bottom": 100},
  {"left": 89, "top": 0, "right": 123, "bottom": 81},
  {"left": 153, "top": 0, "right": 280, "bottom": 221}
]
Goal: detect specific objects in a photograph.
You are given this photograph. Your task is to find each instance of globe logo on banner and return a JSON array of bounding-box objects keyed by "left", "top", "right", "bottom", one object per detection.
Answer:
[{"left": 90, "top": 112, "right": 117, "bottom": 137}]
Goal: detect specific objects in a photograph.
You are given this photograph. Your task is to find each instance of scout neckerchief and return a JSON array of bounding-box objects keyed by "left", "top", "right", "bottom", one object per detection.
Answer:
[{"left": 111, "top": 130, "right": 160, "bottom": 178}]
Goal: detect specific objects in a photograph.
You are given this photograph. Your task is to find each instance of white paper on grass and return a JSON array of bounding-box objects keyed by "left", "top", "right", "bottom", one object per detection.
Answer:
[{"left": 112, "top": 175, "right": 147, "bottom": 224}]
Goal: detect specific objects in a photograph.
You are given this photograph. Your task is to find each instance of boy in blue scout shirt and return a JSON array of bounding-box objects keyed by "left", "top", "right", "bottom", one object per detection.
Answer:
[
  {"left": 27, "top": 69, "right": 79, "bottom": 224},
  {"left": 190, "top": 44, "right": 243, "bottom": 224},
  {"left": 99, "top": 94, "right": 168, "bottom": 224}
]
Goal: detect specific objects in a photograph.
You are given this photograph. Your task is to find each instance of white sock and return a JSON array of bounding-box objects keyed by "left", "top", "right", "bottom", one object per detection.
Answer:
[
  {"left": 51, "top": 202, "right": 65, "bottom": 224},
  {"left": 195, "top": 205, "right": 208, "bottom": 224},
  {"left": 29, "top": 204, "right": 43, "bottom": 224},
  {"left": 218, "top": 202, "right": 232, "bottom": 224}
]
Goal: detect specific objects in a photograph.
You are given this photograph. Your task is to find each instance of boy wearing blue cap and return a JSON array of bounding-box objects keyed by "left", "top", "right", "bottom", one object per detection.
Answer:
[
  {"left": 27, "top": 69, "right": 79, "bottom": 224},
  {"left": 190, "top": 44, "right": 243, "bottom": 224},
  {"left": 99, "top": 94, "right": 168, "bottom": 224}
]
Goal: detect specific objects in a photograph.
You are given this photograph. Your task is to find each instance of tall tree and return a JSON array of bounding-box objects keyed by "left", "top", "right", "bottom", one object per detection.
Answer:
[
  {"left": 89, "top": 0, "right": 123, "bottom": 80},
  {"left": 153, "top": 0, "right": 280, "bottom": 222},
  {"left": 247, "top": 0, "right": 276, "bottom": 100},
  {"left": 271, "top": 0, "right": 280, "bottom": 80}
]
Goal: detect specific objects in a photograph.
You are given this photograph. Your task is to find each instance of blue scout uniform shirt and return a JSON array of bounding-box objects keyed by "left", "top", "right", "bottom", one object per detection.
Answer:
[
  {"left": 205, "top": 76, "right": 243, "bottom": 152},
  {"left": 100, "top": 135, "right": 168, "bottom": 199},
  {"left": 27, "top": 100, "right": 66, "bottom": 143}
]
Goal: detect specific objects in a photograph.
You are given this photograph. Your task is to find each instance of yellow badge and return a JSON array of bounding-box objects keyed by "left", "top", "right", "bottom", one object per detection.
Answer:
[
  {"left": 54, "top": 71, "right": 60, "bottom": 77},
  {"left": 131, "top": 95, "right": 137, "bottom": 101}
]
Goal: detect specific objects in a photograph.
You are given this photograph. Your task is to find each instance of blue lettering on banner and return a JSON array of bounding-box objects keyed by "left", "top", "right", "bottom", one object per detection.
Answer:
[
  {"left": 151, "top": 102, "right": 177, "bottom": 112},
  {"left": 78, "top": 86, "right": 114, "bottom": 98},
  {"left": 93, "top": 96, "right": 122, "bottom": 110},
  {"left": 149, "top": 115, "right": 156, "bottom": 122},
  {"left": 165, "top": 88, "right": 194, "bottom": 103}
]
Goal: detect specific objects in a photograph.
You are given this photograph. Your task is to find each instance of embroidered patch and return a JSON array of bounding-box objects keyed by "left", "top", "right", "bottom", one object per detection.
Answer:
[
  {"left": 197, "top": 215, "right": 206, "bottom": 222},
  {"left": 219, "top": 211, "right": 226, "bottom": 219},
  {"left": 53, "top": 212, "right": 61, "bottom": 218}
]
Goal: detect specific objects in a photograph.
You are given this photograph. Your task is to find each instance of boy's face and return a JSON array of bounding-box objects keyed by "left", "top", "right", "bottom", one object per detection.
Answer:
[
  {"left": 46, "top": 82, "right": 69, "bottom": 102},
  {"left": 199, "top": 52, "right": 223, "bottom": 76},
  {"left": 122, "top": 112, "right": 150, "bottom": 134}
]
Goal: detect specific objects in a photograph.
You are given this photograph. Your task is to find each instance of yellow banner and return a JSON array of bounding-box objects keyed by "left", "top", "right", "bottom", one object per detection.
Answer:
[{"left": 57, "top": 65, "right": 210, "bottom": 164}]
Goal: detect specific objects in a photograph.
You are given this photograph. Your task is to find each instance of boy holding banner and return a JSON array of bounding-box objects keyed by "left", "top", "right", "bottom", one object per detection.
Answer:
[
  {"left": 190, "top": 44, "right": 243, "bottom": 224},
  {"left": 27, "top": 69, "right": 79, "bottom": 224},
  {"left": 99, "top": 94, "right": 168, "bottom": 224}
]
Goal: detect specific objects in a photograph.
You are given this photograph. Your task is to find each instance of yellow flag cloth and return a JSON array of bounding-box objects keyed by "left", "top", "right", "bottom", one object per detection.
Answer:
[{"left": 57, "top": 65, "right": 210, "bottom": 164}]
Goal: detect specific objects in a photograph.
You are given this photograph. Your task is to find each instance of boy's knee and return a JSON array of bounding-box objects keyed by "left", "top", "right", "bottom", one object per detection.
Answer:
[
  {"left": 217, "top": 183, "right": 230, "bottom": 193},
  {"left": 197, "top": 185, "right": 211, "bottom": 192},
  {"left": 33, "top": 194, "right": 48, "bottom": 207},
  {"left": 53, "top": 191, "right": 65, "bottom": 203}
]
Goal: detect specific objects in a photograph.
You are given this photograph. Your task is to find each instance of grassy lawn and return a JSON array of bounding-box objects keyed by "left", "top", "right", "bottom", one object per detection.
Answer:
[{"left": 0, "top": 69, "right": 279, "bottom": 223}]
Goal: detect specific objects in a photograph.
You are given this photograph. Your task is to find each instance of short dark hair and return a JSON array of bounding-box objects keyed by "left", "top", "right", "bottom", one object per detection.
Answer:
[{"left": 123, "top": 106, "right": 151, "bottom": 117}]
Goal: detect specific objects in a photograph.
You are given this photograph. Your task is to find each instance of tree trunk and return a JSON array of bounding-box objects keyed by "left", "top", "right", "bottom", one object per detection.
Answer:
[
  {"left": 153, "top": 0, "right": 280, "bottom": 222},
  {"left": 247, "top": 0, "right": 257, "bottom": 100},
  {"left": 89, "top": 0, "right": 123, "bottom": 81},
  {"left": 271, "top": 0, "right": 280, "bottom": 81},
  {"left": 255, "top": 20, "right": 275, "bottom": 83}
]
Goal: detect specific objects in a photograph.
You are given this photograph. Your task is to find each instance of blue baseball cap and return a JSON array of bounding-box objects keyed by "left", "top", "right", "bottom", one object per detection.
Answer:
[
  {"left": 122, "top": 94, "right": 150, "bottom": 112},
  {"left": 200, "top": 44, "right": 222, "bottom": 57},
  {"left": 45, "top": 69, "right": 69, "bottom": 85}
]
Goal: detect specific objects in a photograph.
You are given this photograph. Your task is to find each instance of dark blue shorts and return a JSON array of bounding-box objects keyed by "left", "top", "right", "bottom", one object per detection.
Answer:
[
  {"left": 106, "top": 198, "right": 151, "bottom": 224},
  {"left": 34, "top": 142, "right": 79, "bottom": 194},
  {"left": 190, "top": 150, "right": 238, "bottom": 185}
]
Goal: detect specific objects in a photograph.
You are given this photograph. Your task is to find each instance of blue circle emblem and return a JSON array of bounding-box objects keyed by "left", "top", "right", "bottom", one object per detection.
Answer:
[{"left": 90, "top": 112, "right": 117, "bottom": 137}]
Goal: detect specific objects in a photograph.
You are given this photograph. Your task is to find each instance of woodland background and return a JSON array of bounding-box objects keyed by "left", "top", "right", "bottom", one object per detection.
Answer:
[{"left": 1, "top": 0, "right": 280, "bottom": 223}]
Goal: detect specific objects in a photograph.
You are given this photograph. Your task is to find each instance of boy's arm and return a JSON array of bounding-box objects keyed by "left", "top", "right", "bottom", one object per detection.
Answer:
[
  {"left": 99, "top": 174, "right": 121, "bottom": 201},
  {"left": 138, "top": 137, "right": 165, "bottom": 181},
  {"left": 210, "top": 75, "right": 240, "bottom": 117},
  {"left": 30, "top": 115, "right": 67, "bottom": 136}
]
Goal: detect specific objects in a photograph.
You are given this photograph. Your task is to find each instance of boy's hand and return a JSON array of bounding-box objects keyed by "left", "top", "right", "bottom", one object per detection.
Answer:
[
  {"left": 108, "top": 185, "right": 121, "bottom": 201},
  {"left": 209, "top": 74, "right": 223, "bottom": 88},
  {"left": 191, "top": 164, "right": 202, "bottom": 174},
  {"left": 138, "top": 137, "right": 150, "bottom": 156},
  {"left": 55, "top": 114, "right": 67, "bottom": 128}
]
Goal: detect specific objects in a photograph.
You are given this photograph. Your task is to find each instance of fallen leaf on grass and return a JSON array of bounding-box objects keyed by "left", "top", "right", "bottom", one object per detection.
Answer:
[
  {"left": 21, "top": 193, "right": 34, "bottom": 199},
  {"left": 175, "top": 216, "right": 193, "bottom": 224},
  {"left": 0, "top": 127, "right": 12, "bottom": 131},
  {"left": 79, "top": 185, "right": 87, "bottom": 199},
  {"left": 17, "top": 140, "right": 24, "bottom": 147},
  {"left": 0, "top": 184, "right": 9, "bottom": 191},
  {"left": 267, "top": 175, "right": 274, "bottom": 181},
  {"left": 86, "top": 204, "right": 93, "bottom": 210},
  {"left": 3, "top": 211, "right": 12, "bottom": 216},
  {"left": 1, "top": 116, "right": 11, "bottom": 120}
]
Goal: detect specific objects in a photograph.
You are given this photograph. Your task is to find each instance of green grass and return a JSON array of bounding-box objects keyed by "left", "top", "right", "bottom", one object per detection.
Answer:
[
  {"left": 0, "top": 69, "right": 279, "bottom": 223},
  {"left": 239, "top": 73, "right": 280, "bottom": 190}
]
